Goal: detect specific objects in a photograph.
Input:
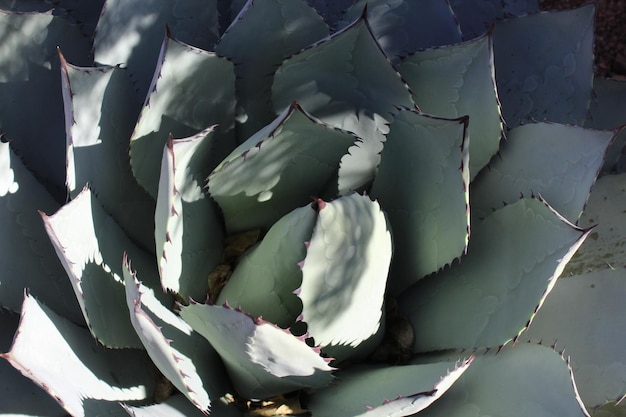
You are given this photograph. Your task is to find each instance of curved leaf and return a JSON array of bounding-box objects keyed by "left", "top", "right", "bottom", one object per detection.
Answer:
[
  {"left": 130, "top": 34, "right": 236, "bottom": 198},
  {"left": 59, "top": 52, "right": 155, "bottom": 251},
  {"left": 415, "top": 343, "right": 589, "bottom": 417},
  {"left": 155, "top": 129, "right": 225, "bottom": 300},
  {"left": 179, "top": 302, "right": 334, "bottom": 400},
  {"left": 123, "top": 259, "right": 232, "bottom": 414},
  {"left": 471, "top": 123, "right": 614, "bottom": 224},
  {"left": 94, "top": 0, "right": 219, "bottom": 99},
  {"left": 399, "top": 198, "right": 590, "bottom": 352},
  {"left": 1, "top": 294, "right": 155, "bottom": 417},
  {"left": 299, "top": 193, "right": 392, "bottom": 362},
  {"left": 123, "top": 393, "right": 243, "bottom": 417},
  {"left": 0, "top": 308, "right": 67, "bottom": 417},
  {"left": 307, "top": 358, "right": 472, "bottom": 417},
  {"left": 0, "top": 10, "right": 92, "bottom": 197},
  {"left": 493, "top": 5, "right": 594, "bottom": 127},
  {"left": 215, "top": 0, "right": 330, "bottom": 138},
  {"left": 0, "top": 141, "right": 81, "bottom": 322},
  {"left": 399, "top": 34, "right": 503, "bottom": 179},
  {"left": 208, "top": 102, "right": 356, "bottom": 234},
  {"left": 564, "top": 173, "right": 626, "bottom": 276},
  {"left": 586, "top": 77, "right": 626, "bottom": 173},
  {"left": 272, "top": 15, "right": 414, "bottom": 193},
  {"left": 216, "top": 203, "right": 318, "bottom": 328},
  {"left": 305, "top": 0, "right": 354, "bottom": 29},
  {"left": 42, "top": 188, "right": 161, "bottom": 348},
  {"left": 371, "top": 111, "right": 469, "bottom": 294},
  {"left": 449, "top": 0, "right": 540, "bottom": 40},
  {"left": 525, "top": 269, "right": 626, "bottom": 409},
  {"left": 339, "top": 0, "right": 461, "bottom": 62}
]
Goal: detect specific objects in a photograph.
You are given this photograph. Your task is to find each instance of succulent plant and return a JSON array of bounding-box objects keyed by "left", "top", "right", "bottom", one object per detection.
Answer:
[{"left": 1, "top": 1, "right": 626, "bottom": 416}]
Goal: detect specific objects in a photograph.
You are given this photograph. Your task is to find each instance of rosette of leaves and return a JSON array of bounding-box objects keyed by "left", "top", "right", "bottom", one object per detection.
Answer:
[{"left": 1, "top": 1, "right": 625, "bottom": 416}]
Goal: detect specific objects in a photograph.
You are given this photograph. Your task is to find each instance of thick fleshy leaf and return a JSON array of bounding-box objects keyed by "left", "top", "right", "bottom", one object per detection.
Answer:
[
  {"left": 339, "top": 0, "right": 462, "bottom": 62},
  {"left": 123, "top": 393, "right": 243, "bottom": 417},
  {"left": 179, "top": 302, "right": 334, "bottom": 400},
  {"left": 94, "top": 0, "right": 219, "bottom": 99},
  {"left": 0, "top": 10, "right": 92, "bottom": 197},
  {"left": 299, "top": 193, "right": 392, "bottom": 361},
  {"left": 449, "top": 0, "right": 540, "bottom": 39},
  {"left": 586, "top": 77, "right": 626, "bottom": 173},
  {"left": 525, "top": 269, "right": 626, "bottom": 409},
  {"left": 400, "top": 34, "right": 503, "bottom": 179},
  {"left": 130, "top": 34, "right": 236, "bottom": 198},
  {"left": 155, "top": 130, "right": 224, "bottom": 300},
  {"left": 272, "top": 16, "right": 415, "bottom": 193},
  {"left": 471, "top": 123, "right": 614, "bottom": 224},
  {"left": 208, "top": 102, "right": 356, "bottom": 234},
  {"left": 215, "top": 0, "right": 329, "bottom": 139},
  {"left": 123, "top": 260, "right": 232, "bottom": 413},
  {"left": 399, "top": 198, "right": 590, "bottom": 352},
  {"left": 59, "top": 52, "right": 155, "bottom": 251},
  {"left": 307, "top": 358, "right": 472, "bottom": 417},
  {"left": 42, "top": 188, "right": 162, "bottom": 348},
  {"left": 305, "top": 0, "right": 354, "bottom": 29},
  {"left": 371, "top": 111, "right": 469, "bottom": 294},
  {"left": 493, "top": 5, "right": 594, "bottom": 127},
  {"left": 0, "top": 141, "right": 81, "bottom": 321},
  {"left": 564, "top": 174, "right": 626, "bottom": 276},
  {"left": 1, "top": 294, "right": 156, "bottom": 417},
  {"left": 216, "top": 203, "right": 317, "bottom": 328},
  {"left": 0, "top": 308, "right": 67, "bottom": 417},
  {"left": 414, "top": 343, "right": 589, "bottom": 417}
]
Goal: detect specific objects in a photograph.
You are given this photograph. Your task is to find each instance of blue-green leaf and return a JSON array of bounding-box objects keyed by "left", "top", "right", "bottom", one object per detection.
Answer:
[
  {"left": 1, "top": 294, "right": 155, "bottom": 417},
  {"left": 400, "top": 34, "right": 503, "bottom": 179},
  {"left": 215, "top": 0, "right": 330, "bottom": 139},
  {"left": 130, "top": 34, "right": 236, "bottom": 198},
  {"left": 179, "top": 302, "right": 334, "bottom": 400},
  {"left": 493, "top": 5, "right": 594, "bottom": 127},
  {"left": 155, "top": 130, "right": 225, "bottom": 300},
  {"left": 208, "top": 102, "right": 356, "bottom": 234},
  {"left": 471, "top": 123, "right": 614, "bottom": 224},
  {"left": 371, "top": 111, "right": 469, "bottom": 294},
  {"left": 399, "top": 198, "right": 589, "bottom": 352},
  {"left": 272, "top": 16, "right": 415, "bottom": 193},
  {"left": 299, "top": 193, "right": 392, "bottom": 362}
]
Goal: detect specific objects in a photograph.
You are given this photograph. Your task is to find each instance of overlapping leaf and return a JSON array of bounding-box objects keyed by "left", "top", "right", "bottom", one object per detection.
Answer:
[
  {"left": 215, "top": 0, "right": 330, "bottom": 138},
  {"left": 130, "top": 34, "right": 236, "bottom": 198},
  {"left": 399, "top": 198, "right": 590, "bottom": 352},
  {"left": 400, "top": 34, "right": 503, "bottom": 179},
  {"left": 1, "top": 294, "right": 155, "bottom": 417},
  {"left": 208, "top": 102, "right": 356, "bottom": 233},
  {"left": 155, "top": 129, "right": 224, "bottom": 300},
  {"left": 216, "top": 203, "right": 317, "bottom": 328},
  {"left": 59, "top": 52, "right": 155, "bottom": 251},
  {"left": 272, "top": 15, "right": 414, "bottom": 193},
  {"left": 307, "top": 358, "right": 473, "bottom": 417},
  {"left": 339, "top": 0, "right": 462, "bottom": 62},
  {"left": 371, "top": 111, "right": 469, "bottom": 294},
  {"left": 471, "top": 123, "right": 614, "bottom": 224},
  {"left": 0, "top": 11, "right": 92, "bottom": 197},
  {"left": 180, "top": 302, "right": 334, "bottom": 400},
  {"left": 493, "top": 5, "right": 594, "bottom": 127},
  {"left": 414, "top": 343, "right": 589, "bottom": 417},
  {"left": 525, "top": 269, "right": 626, "bottom": 409},
  {"left": 0, "top": 141, "right": 81, "bottom": 321},
  {"left": 42, "top": 188, "right": 162, "bottom": 348},
  {"left": 449, "top": 0, "right": 540, "bottom": 39},
  {"left": 123, "top": 260, "right": 231, "bottom": 413},
  {"left": 299, "top": 193, "right": 392, "bottom": 362},
  {"left": 94, "top": 0, "right": 220, "bottom": 99}
]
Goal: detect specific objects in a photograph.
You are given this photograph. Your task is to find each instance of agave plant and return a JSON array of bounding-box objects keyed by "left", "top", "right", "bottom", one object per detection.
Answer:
[{"left": 1, "top": 0, "right": 626, "bottom": 416}]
